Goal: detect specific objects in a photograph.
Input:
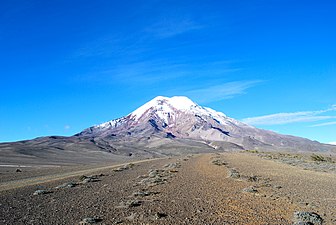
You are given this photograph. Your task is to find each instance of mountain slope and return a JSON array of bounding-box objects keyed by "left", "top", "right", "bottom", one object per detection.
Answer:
[
  {"left": 1, "top": 96, "right": 335, "bottom": 165},
  {"left": 78, "top": 96, "right": 334, "bottom": 152}
]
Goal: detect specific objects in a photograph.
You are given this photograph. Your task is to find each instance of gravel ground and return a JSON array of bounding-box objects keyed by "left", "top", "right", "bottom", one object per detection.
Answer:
[
  {"left": 252, "top": 151, "right": 336, "bottom": 173},
  {"left": 1, "top": 153, "right": 335, "bottom": 224},
  {"left": 224, "top": 152, "right": 336, "bottom": 224}
]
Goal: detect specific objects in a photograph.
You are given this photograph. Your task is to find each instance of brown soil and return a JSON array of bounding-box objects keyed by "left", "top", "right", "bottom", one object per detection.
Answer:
[{"left": 1, "top": 153, "right": 335, "bottom": 224}]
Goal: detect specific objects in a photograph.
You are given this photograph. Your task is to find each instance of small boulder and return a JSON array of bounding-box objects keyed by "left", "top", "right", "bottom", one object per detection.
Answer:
[
  {"left": 154, "top": 212, "right": 167, "bottom": 219},
  {"left": 133, "top": 191, "right": 151, "bottom": 197},
  {"left": 56, "top": 182, "right": 77, "bottom": 189},
  {"left": 127, "top": 200, "right": 142, "bottom": 207},
  {"left": 33, "top": 190, "right": 51, "bottom": 196},
  {"left": 293, "top": 211, "right": 323, "bottom": 225},
  {"left": 79, "top": 175, "right": 99, "bottom": 184},
  {"left": 79, "top": 217, "right": 100, "bottom": 224},
  {"left": 242, "top": 186, "right": 258, "bottom": 193},
  {"left": 228, "top": 169, "right": 240, "bottom": 179},
  {"left": 211, "top": 159, "right": 226, "bottom": 166}
]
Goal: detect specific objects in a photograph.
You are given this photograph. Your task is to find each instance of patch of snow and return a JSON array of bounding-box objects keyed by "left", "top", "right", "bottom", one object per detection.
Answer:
[
  {"left": 130, "top": 96, "right": 198, "bottom": 120},
  {"left": 328, "top": 142, "right": 336, "bottom": 145},
  {"left": 130, "top": 96, "right": 169, "bottom": 120},
  {"left": 94, "top": 95, "right": 251, "bottom": 129},
  {"left": 168, "top": 96, "right": 197, "bottom": 110},
  {"left": 130, "top": 96, "right": 229, "bottom": 123},
  {"left": 95, "top": 117, "right": 126, "bottom": 129}
]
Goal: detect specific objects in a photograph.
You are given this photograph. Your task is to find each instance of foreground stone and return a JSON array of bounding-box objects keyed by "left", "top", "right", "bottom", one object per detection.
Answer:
[
  {"left": 33, "top": 190, "right": 51, "bottom": 195},
  {"left": 293, "top": 211, "right": 323, "bottom": 225},
  {"left": 79, "top": 217, "right": 100, "bottom": 224}
]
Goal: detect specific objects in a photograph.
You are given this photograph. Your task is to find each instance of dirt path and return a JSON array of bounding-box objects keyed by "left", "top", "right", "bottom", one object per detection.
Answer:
[
  {"left": 0, "top": 153, "right": 334, "bottom": 224},
  {"left": 148, "top": 154, "right": 296, "bottom": 224}
]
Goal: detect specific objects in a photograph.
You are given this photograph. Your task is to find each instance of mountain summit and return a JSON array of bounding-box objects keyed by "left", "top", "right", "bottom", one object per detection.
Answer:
[
  {"left": 79, "top": 96, "right": 249, "bottom": 140},
  {"left": 78, "top": 96, "right": 333, "bottom": 152}
]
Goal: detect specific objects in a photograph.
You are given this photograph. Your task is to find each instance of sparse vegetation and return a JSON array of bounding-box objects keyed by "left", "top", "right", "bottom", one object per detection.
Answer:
[
  {"left": 211, "top": 158, "right": 226, "bottom": 166},
  {"left": 79, "top": 175, "right": 100, "bottom": 183},
  {"left": 228, "top": 168, "right": 240, "bottom": 179},
  {"left": 310, "top": 154, "right": 326, "bottom": 162},
  {"left": 310, "top": 154, "right": 333, "bottom": 163},
  {"left": 245, "top": 150, "right": 259, "bottom": 153},
  {"left": 256, "top": 152, "right": 336, "bottom": 173},
  {"left": 55, "top": 182, "right": 77, "bottom": 189},
  {"left": 132, "top": 191, "right": 155, "bottom": 197},
  {"left": 113, "top": 163, "right": 135, "bottom": 172}
]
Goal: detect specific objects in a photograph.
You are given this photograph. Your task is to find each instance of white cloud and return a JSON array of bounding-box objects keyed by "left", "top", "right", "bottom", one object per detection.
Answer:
[
  {"left": 329, "top": 142, "right": 336, "bottom": 145},
  {"left": 64, "top": 125, "right": 71, "bottom": 130},
  {"left": 242, "top": 106, "right": 336, "bottom": 126},
  {"left": 146, "top": 19, "right": 202, "bottom": 38},
  {"left": 310, "top": 121, "right": 336, "bottom": 127},
  {"left": 186, "top": 80, "right": 262, "bottom": 103}
]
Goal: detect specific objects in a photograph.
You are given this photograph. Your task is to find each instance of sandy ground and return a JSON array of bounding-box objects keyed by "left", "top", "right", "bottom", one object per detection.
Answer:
[{"left": 0, "top": 153, "right": 335, "bottom": 224}]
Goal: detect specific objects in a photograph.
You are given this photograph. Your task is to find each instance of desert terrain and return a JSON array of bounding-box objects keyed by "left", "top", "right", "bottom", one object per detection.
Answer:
[{"left": 1, "top": 151, "right": 335, "bottom": 225}]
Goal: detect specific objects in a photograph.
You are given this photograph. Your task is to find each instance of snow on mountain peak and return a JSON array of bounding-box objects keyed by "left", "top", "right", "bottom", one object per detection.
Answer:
[
  {"left": 93, "top": 96, "right": 245, "bottom": 130},
  {"left": 167, "top": 96, "right": 197, "bottom": 110},
  {"left": 129, "top": 96, "right": 230, "bottom": 125},
  {"left": 130, "top": 96, "right": 197, "bottom": 121}
]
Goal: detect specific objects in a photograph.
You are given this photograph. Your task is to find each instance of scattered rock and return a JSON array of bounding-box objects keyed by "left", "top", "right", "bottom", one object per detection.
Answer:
[
  {"left": 154, "top": 212, "right": 167, "bottom": 219},
  {"left": 113, "top": 163, "right": 135, "bottom": 172},
  {"left": 137, "top": 162, "right": 180, "bottom": 188},
  {"left": 246, "top": 175, "right": 259, "bottom": 182},
  {"left": 133, "top": 191, "right": 153, "bottom": 197},
  {"left": 125, "top": 213, "right": 137, "bottom": 221},
  {"left": 293, "top": 222, "right": 313, "bottom": 225},
  {"left": 79, "top": 175, "right": 99, "bottom": 184},
  {"left": 228, "top": 169, "right": 240, "bottom": 179},
  {"left": 117, "top": 200, "right": 142, "bottom": 209},
  {"left": 293, "top": 211, "right": 323, "bottom": 225},
  {"left": 211, "top": 159, "right": 226, "bottom": 166},
  {"left": 127, "top": 199, "right": 142, "bottom": 207},
  {"left": 140, "top": 177, "right": 162, "bottom": 187},
  {"left": 242, "top": 186, "right": 258, "bottom": 193},
  {"left": 79, "top": 217, "right": 100, "bottom": 224},
  {"left": 56, "top": 182, "right": 77, "bottom": 189},
  {"left": 148, "top": 169, "right": 163, "bottom": 178},
  {"left": 164, "top": 163, "right": 181, "bottom": 169},
  {"left": 33, "top": 190, "right": 51, "bottom": 196}
]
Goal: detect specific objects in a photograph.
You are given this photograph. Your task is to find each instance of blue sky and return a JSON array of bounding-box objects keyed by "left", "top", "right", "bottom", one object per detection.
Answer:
[{"left": 0, "top": 0, "right": 335, "bottom": 144}]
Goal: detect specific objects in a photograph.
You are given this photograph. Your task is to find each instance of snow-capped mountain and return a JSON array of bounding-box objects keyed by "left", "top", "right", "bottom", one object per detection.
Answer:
[
  {"left": 1, "top": 96, "right": 335, "bottom": 165},
  {"left": 77, "top": 96, "right": 333, "bottom": 152},
  {"left": 79, "top": 96, "right": 249, "bottom": 139}
]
